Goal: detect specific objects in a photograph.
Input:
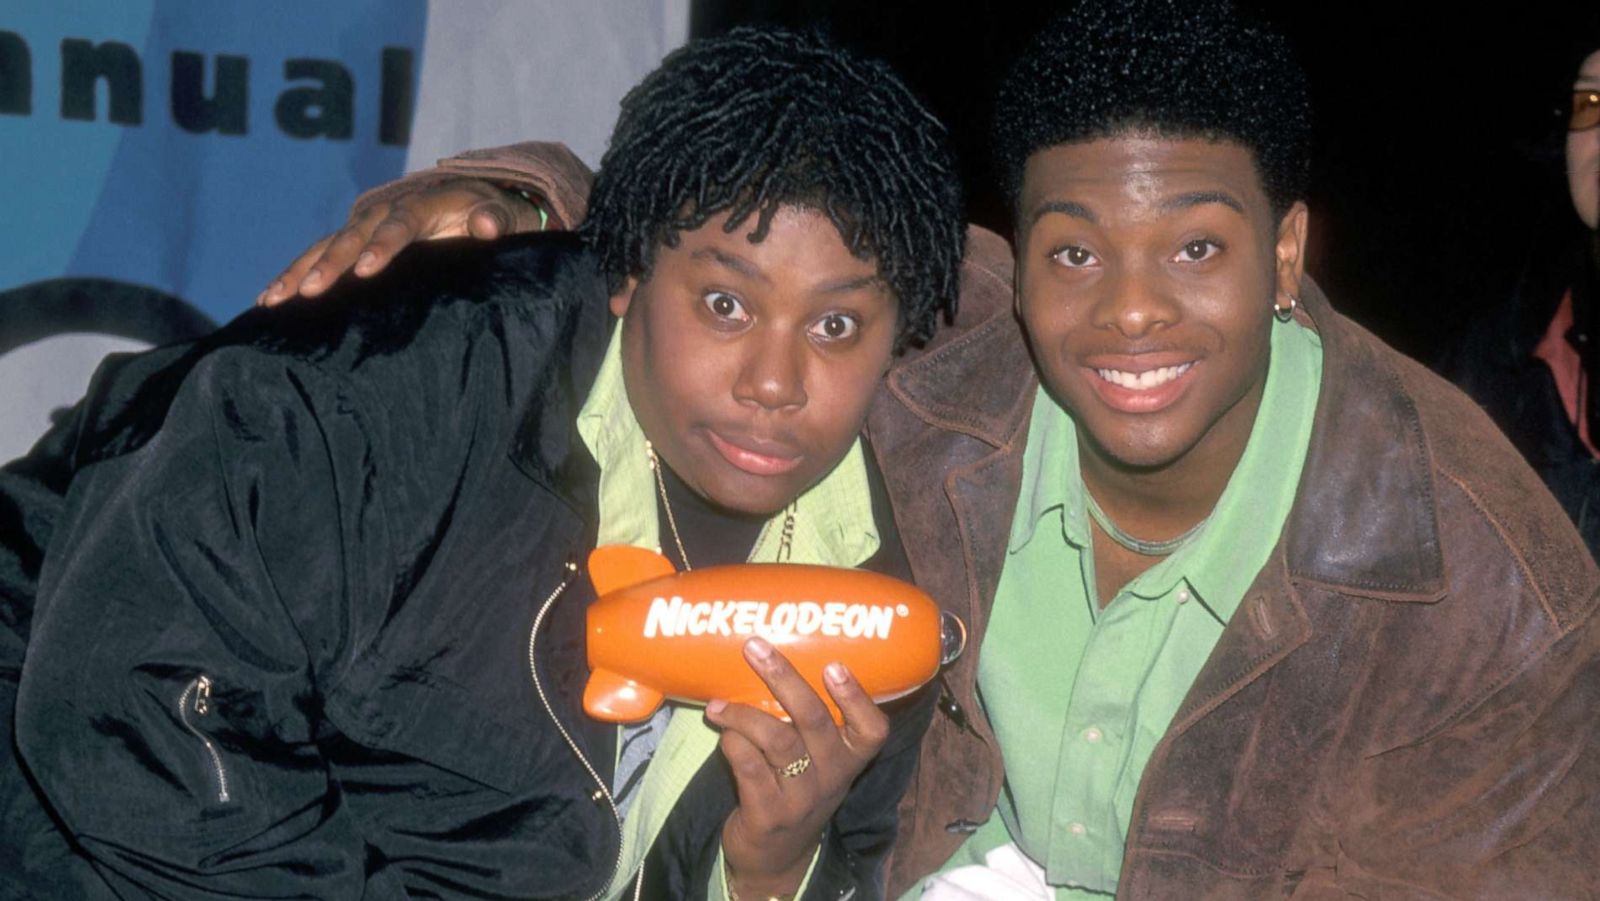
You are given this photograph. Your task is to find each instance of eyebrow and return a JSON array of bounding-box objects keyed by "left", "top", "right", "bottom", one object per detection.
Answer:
[
  {"left": 1160, "top": 190, "right": 1247, "bottom": 216},
  {"left": 817, "top": 274, "right": 883, "bottom": 294},
  {"left": 1029, "top": 200, "right": 1098, "bottom": 226},
  {"left": 689, "top": 247, "right": 880, "bottom": 295},
  {"left": 691, "top": 247, "right": 769, "bottom": 284}
]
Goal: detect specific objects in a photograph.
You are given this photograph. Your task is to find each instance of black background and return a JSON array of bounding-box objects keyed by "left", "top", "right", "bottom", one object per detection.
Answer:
[{"left": 692, "top": 1, "right": 1599, "bottom": 364}]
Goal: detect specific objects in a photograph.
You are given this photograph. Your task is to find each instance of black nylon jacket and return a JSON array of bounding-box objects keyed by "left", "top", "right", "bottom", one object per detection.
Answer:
[{"left": 1, "top": 233, "right": 929, "bottom": 899}]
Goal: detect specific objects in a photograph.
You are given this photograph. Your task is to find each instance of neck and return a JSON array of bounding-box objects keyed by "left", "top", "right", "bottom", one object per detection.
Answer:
[{"left": 654, "top": 457, "right": 769, "bottom": 569}]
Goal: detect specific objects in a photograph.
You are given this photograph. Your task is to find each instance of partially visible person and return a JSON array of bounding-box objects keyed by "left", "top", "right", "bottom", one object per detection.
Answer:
[
  {"left": 1, "top": 28, "right": 966, "bottom": 899},
  {"left": 1445, "top": 41, "right": 1600, "bottom": 554},
  {"left": 261, "top": 4, "right": 1600, "bottom": 898}
]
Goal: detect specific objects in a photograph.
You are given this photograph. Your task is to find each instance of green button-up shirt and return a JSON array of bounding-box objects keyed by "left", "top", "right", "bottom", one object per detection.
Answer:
[{"left": 967, "top": 318, "right": 1322, "bottom": 897}]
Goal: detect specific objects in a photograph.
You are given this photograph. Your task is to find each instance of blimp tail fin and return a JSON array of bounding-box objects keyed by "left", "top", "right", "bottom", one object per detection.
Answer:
[
  {"left": 589, "top": 545, "right": 677, "bottom": 597},
  {"left": 583, "top": 668, "right": 667, "bottom": 723}
]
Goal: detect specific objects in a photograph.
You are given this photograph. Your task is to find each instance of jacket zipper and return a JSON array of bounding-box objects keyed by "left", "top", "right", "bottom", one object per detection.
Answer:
[
  {"left": 177, "top": 674, "right": 232, "bottom": 804},
  {"left": 529, "top": 560, "right": 624, "bottom": 901}
]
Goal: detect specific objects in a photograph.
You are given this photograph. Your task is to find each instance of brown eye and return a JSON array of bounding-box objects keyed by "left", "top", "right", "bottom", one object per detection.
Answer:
[
  {"left": 809, "top": 313, "right": 860, "bottom": 341},
  {"left": 1052, "top": 246, "right": 1096, "bottom": 268},
  {"left": 1175, "top": 239, "right": 1221, "bottom": 262},
  {"left": 703, "top": 291, "right": 748, "bottom": 322}
]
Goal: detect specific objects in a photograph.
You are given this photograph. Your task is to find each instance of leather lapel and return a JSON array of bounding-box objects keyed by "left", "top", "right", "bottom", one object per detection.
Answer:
[{"left": 1284, "top": 280, "right": 1446, "bottom": 601}]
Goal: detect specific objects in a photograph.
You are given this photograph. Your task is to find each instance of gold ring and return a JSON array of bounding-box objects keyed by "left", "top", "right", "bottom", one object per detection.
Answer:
[{"left": 778, "top": 753, "right": 812, "bottom": 779}]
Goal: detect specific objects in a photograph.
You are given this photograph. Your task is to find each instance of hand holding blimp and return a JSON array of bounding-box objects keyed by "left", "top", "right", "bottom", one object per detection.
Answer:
[
  {"left": 583, "top": 545, "right": 965, "bottom": 898},
  {"left": 707, "top": 635, "right": 889, "bottom": 898}
]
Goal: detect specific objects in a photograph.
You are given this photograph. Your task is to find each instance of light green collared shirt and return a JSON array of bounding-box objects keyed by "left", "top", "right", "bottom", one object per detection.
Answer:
[
  {"left": 958, "top": 318, "right": 1322, "bottom": 898},
  {"left": 575, "top": 322, "right": 881, "bottom": 899}
]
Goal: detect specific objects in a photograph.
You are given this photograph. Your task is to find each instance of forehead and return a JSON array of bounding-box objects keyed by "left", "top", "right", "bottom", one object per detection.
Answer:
[
  {"left": 1580, "top": 49, "right": 1600, "bottom": 83},
  {"left": 666, "top": 205, "right": 885, "bottom": 289},
  {"left": 1018, "top": 136, "right": 1271, "bottom": 225}
]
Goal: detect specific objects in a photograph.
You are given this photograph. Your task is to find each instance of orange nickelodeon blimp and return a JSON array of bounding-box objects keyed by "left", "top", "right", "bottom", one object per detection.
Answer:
[{"left": 584, "top": 545, "right": 958, "bottom": 723}]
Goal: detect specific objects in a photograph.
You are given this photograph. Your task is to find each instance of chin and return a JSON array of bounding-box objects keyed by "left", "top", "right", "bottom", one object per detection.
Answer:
[
  {"left": 694, "top": 472, "right": 802, "bottom": 518},
  {"left": 1080, "top": 421, "right": 1197, "bottom": 472}
]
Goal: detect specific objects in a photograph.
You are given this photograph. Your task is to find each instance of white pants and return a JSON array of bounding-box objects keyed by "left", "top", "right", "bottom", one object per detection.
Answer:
[{"left": 918, "top": 843, "right": 1054, "bottom": 900}]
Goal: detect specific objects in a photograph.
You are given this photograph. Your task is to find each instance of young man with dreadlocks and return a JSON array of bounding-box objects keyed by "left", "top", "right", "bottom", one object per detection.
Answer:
[
  {"left": 0, "top": 29, "right": 970, "bottom": 899},
  {"left": 260, "top": 2, "right": 1600, "bottom": 898}
]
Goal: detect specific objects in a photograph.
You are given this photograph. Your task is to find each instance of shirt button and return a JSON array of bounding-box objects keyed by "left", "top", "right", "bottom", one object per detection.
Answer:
[
  {"left": 1176, "top": 588, "right": 1191, "bottom": 604},
  {"left": 1068, "top": 822, "right": 1087, "bottom": 836},
  {"left": 1082, "top": 726, "right": 1103, "bottom": 743}
]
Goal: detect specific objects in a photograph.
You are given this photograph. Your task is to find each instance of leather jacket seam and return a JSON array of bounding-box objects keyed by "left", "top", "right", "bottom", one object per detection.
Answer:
[
  {"left": 1126, "top": 846, "right": 1284, "bottom": 880},
  {"left": 1168, "top": 592, "right": 1313, "bottom": 734},
  {"left": 960, "top": 228, "right": 1015, "bottom": 289},
  {"left": 1363, "top": 598, "right": 1595, "bottom": 757},
  {"left": 888, "top": 316, "right": 1032, "bottom": 444},
  {"left": 1435, "top": 466, "right": 1559, "bottom": 627}
]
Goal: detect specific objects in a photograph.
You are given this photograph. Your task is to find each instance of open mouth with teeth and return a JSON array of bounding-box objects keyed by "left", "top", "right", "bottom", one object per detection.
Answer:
[
  {"left": 1083, "top": 359, "right": 1200, "bottom": 414},
  {"left": 1094, "top": 362, "right": 1196, "bottom": 391}
]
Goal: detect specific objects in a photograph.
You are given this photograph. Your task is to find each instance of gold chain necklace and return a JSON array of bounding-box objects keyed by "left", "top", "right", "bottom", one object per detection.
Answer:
[{"left": 646, "top": 442, "right": 796, "bottom": 567}]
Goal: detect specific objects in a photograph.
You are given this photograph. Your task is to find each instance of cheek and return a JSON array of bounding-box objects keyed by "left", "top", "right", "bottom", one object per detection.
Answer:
[
  {"left": 809, "top": 351, "right": 890, "bottom": 442},
  {"left": 1571, "top": 132, "right": 1600, "bottom": 227},
  {"left": 1018, "top": 290, "right": 1085, "bottom": 369},
  {"left": 622, "top": 307, "right": 724, "bottom": 453}
]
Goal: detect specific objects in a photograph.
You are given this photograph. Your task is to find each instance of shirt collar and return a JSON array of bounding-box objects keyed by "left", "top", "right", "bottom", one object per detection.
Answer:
[
  {"left": 1007, "top": 387, "right": 1089, "bottom": 554},
  {"left": 575, "top": 322, "right": 879, "bottom": 568},
  {"left": 1006, "top": 319, "right": 1323, "bottom": 623}
]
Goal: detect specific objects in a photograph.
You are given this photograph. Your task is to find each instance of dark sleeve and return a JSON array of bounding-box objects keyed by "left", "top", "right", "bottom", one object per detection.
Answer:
[
  {"left": 798, "top": 684, "right": 939, "bottom": 901},
  {"left": 13, "top": 348, "right": 384, "bottom": 898},
  {"left": 645, "top": 678, "right": 938, "bottom": 901}
]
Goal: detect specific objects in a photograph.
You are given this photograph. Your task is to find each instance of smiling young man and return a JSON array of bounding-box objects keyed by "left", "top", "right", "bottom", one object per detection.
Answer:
[
  {"left": 905, "top": 4, "right": 1600, "bottom": 897},
  {"left": 247, "top": 4, "right": 1600, "bottom": 897},
  {"left": 0, "top": 29, "right": 968, "bottom": 899}
]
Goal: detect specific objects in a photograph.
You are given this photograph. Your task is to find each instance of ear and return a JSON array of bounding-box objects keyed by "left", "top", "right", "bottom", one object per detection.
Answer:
[
  {"left": 1012, "top": 248, "right": 1026, "bottom": 321},
  {"left": 1274, "top": 202, "right": 1310, "bottom": 302},
  {"left": 608, "top": 276, "right": 640, "bottom": 318}
]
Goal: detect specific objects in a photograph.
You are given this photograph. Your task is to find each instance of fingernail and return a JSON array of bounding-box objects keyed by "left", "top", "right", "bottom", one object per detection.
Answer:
[
  {"left": 705, "top": 699, "right": 726, "bottom": 716},
  {"left": 355, "top": 251, "right": 376, "bottom": 273},
  {"left": 302, "top": 270, "right": 323, "bottom": 290},
  {"left": 254, "top": 291, "right": 267, "bottom": 306},
  {"left": 826, "top": 662, "right": 849, "bottom": 685},
  {"left": 745, "top": 637, "right": 773, "bottom": 662}
]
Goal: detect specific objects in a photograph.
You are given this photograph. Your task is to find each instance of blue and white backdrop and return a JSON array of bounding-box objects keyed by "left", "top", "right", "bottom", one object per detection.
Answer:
[{"left": 0, "top": 1, "right": 686, "bottom": 461}]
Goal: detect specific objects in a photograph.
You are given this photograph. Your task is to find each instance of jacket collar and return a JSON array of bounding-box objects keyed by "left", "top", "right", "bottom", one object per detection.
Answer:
[
  {"left": 1282, "top": 279, "right": 1446, "bottom": 601},
  {"left": 508, "top": 259, "right": 612, "bottom": 511},
  {"left": 887, "top": 257, "right": 1447, "bottom": 604},
  {"left": 885, "top": 228, "right": 1037, "bottom": 450}
]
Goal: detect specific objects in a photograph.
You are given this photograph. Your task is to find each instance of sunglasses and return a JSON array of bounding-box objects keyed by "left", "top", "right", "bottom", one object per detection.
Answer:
[{"left": 1573, "top": 89, "right": 1600, "bottom": 132}]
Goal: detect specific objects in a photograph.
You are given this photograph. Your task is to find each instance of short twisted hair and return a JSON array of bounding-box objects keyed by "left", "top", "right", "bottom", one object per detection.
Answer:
[
  {"left": 579, "top": 28, "right": 964, "bottom": 349},
  {"left": 993, "top": 0, "right": 1311, "bottom": 221}
]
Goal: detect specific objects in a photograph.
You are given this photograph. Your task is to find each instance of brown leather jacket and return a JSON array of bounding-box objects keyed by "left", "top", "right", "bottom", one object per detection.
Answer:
[
  {"left": 870, "top": 229, "right": 1600, "bottom": 898},
  {"left": 415, "top": 144, "right": 1600, "bottom": 899}
]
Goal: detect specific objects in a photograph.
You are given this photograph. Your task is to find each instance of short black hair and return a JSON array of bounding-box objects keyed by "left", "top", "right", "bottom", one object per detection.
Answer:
[
  {"left": 992, "top": 0, "right": 1311, "bottom": 221},
  {"left": 579, "top": 28, "right": 965, "bottom": 350}
]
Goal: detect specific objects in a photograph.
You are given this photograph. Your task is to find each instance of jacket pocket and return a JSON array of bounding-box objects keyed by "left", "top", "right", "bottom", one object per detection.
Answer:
[
  {"left": 323, "top": 649, "right": 552, "bottom": 793},
  {"left": 177, "top": 674, "right": 233, "bottom": 804}
]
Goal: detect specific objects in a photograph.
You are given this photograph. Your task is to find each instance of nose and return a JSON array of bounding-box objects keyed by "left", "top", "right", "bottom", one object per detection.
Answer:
[
  {"left": 733, "top": 331, "right": 808, "bottom": 411},
  {"left": 1092, "top": 269, "right": 1180, "bottom": 338}
]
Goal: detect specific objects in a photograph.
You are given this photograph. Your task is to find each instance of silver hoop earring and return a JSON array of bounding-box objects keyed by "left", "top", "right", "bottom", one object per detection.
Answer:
[{"left": 1274, "top": 293, "right": 1298, "bottom": 323}]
